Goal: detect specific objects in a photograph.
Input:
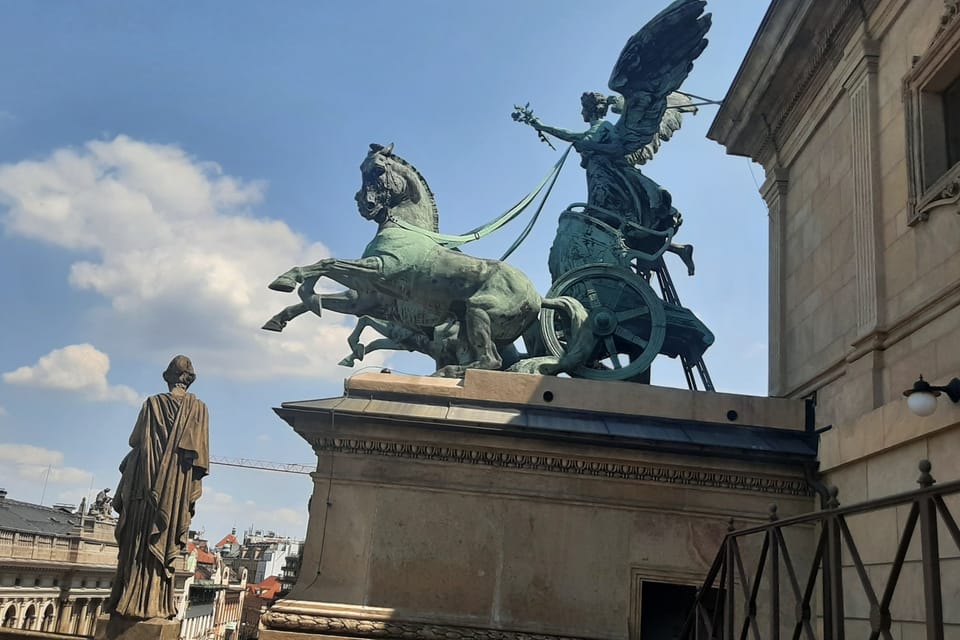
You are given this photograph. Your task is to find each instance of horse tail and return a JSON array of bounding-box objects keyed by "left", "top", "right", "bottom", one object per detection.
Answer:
[{"left": 540, "top": 296, "right": 593, "bottom": 374}]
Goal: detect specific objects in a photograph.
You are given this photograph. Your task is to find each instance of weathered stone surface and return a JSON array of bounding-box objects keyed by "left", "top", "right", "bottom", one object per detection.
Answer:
[
  {"left": 94, "top": 615, "right": 179, "bottom": 640},
  {"left": 268, "top": 371, "right": 815, "bottom": 640}
]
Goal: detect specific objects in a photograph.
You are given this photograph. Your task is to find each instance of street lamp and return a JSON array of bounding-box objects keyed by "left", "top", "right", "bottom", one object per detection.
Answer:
[{"left": 903, "top": 375, "right": 960, "bottom": 417}]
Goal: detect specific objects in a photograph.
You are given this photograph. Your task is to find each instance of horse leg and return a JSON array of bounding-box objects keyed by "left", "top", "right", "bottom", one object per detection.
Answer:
[
  {"left": 436, "top": 300, "right": 501, "bottom": 377},
  {"left": 341, "top": 316, "right": 435, "bottom": 367},
  {"left": 262, "top": 302, "right": 310, "bottom": 332},
  {"left": 346, "top": 317, "right": 371, "bottom": 362},
  {"left": 339, "top": 338, "right": 408, "bottom": 367},
  {"left": 269, "top": 257, "right": 383, "bottom": 293},
  {"left": 263, "top": 283, "right": 370, "bottom": 332}
]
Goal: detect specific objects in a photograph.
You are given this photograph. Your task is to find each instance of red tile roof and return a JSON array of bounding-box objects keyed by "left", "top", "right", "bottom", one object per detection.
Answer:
[
  {"left": 215, "top": 533, "right": 239, "bottom": 548},
  {"left": 246, "top": 575, "right": 282, "bottom": 600},
  {"left": 187, "top": 541, "right": 216, "bottom": 565}
]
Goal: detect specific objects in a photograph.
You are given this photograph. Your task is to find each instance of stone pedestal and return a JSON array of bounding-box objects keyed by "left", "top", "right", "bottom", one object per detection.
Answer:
[
  {"left": 94, "top": 615, "right": 179, "bottom": 640},
  {"left": 262, "top": 371, "right": 817, "bottom": 640}
]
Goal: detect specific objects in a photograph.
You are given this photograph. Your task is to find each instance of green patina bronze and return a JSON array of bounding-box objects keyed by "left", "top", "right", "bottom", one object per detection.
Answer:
[
  {"left": 514, "top": 0, "right": 716, "bottom": 386},
  {"left": 264, "top": 0, "right": 717, "bottom": 387},
  {"left": 264, "top": 143, "right": 593, "bottom": 378}
]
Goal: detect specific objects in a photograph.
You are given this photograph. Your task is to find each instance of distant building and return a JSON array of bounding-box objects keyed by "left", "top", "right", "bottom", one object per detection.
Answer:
[
  {"left": 0, "top": 489, "right": 248, "bottom": 639},
  {"left": 179, "top": 534, "right": 247, "bottom": 640},
  {"left": 277, "top": 548, "right": 302, "bottom": 599},
  {"left": 238, "top": 577, "right": 283, "bottom": 640},
  {"left": 0, "top": 489, "right": 117, "bottom": 635},
  {"left": 230, "top": 530, "right": 301, "bottom": 585}
]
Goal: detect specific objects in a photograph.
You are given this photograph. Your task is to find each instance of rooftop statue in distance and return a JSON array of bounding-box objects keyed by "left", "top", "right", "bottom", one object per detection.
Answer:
[{"left": 106, "top": 355, "right": 210, "bottom": 621}]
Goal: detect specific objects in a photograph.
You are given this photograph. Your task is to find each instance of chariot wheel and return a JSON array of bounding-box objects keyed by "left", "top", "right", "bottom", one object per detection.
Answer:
[{"left": 541, "top": 264, "right": 666, "bottom": 380}]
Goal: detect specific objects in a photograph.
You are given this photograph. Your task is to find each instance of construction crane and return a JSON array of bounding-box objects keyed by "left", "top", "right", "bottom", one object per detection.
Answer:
[{"left": 209, "top": 456, "right": 314, "bottom": 475}]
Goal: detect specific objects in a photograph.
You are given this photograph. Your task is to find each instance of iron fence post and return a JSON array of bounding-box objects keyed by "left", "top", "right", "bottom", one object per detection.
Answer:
[
  {"left": 826, "top": 487, "right": 844, "bottom": 640},
  {"left": 726, "top": 519, "right": 735, "bottom": 640},
  {"left": 769, "top": 505, "right": 780, "bottom": 640},
  {"left": 917, "top": 460, "right": 943, "bottom": 640}
]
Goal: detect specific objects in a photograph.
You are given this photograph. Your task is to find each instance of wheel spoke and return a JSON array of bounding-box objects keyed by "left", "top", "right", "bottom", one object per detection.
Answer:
[
  {"left": 609, "top": 280, "right": 626, "bottom": 308},
  {"left": 603, "top": 337, "right": 623, "bottom": 369},
  {"left": 615, "top": 326, "right": 649, "bottom": 350},
  {"left": 617, "top": 307, "right": 650, "bottom": 322},
  {"left": 586, "top": 287, "right": 601, "bottom": 309}
]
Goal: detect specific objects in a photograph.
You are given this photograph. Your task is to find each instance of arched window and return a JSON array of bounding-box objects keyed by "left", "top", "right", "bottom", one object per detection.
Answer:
[
  {"left": 41, "top": 604, "right": 55, "bottom": 631},
  {"left": 23, "top": 605, "right": 37, "bottom": 630},
  {"left": 2, "top": 605, "right": 18, "bottom": 628}
]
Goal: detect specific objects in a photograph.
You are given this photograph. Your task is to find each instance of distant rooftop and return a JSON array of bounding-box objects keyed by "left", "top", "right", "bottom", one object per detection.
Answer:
[{"left": 0, "top": 494, "right": 83, "bottom": 535}]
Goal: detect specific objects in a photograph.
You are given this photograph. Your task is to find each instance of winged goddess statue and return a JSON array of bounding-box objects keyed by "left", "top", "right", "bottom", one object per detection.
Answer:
[{"left": 514, "top": 0, "right": 710, "bottom": 276}]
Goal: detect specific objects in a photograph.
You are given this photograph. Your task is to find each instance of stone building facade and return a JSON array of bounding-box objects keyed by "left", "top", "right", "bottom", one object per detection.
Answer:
[
  {"left": 0, "top": 492, "right": 117, "bottom": 636},
  {"left": 709, "top": 0, "right": 960, "bottom": 635}
]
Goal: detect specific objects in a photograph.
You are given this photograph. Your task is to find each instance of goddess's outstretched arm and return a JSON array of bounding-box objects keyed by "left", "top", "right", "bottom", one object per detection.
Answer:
[{"left": 530, "top": 119, "right": 586, "bottom": 143}]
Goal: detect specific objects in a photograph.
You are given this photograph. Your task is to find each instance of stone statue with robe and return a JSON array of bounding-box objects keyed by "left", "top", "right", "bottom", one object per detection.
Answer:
[{"left": 106, "top": 355, "right": 210, "bottom": 620}]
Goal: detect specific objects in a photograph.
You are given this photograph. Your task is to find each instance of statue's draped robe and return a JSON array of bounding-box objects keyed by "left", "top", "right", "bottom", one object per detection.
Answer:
[
  {"left": 580, "top": 121, "right": 675, "bottom": 232},
  {"left": 107, "top": 391, "right": 209, "bottom": 619}
]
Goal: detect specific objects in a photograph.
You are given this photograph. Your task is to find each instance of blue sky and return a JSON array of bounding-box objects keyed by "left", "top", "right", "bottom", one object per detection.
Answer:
[{"left": 0, "top": 2, "right": 770, "bottom": 540}]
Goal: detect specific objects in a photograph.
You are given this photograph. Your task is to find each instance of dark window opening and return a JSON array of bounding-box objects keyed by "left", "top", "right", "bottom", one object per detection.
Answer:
[
  {"left": 640, "top": 580, "right": 721, "bottom": 640},
  {"left": 945, "top": 75, "right": 960, "bottom": 169}
]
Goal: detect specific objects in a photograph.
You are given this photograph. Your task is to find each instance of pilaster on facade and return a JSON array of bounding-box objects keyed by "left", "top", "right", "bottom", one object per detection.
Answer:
[
  {"left": 843, "top": 38, "right": 886, "bottom": 342},
  {"left": 761, "top": 168, "right": 789, "bottom": 396}
]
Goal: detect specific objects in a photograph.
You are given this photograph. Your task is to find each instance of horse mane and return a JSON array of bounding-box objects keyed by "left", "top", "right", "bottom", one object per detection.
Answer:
[{"left": 384, "top": 150, "right": 439, "bottom": 233}]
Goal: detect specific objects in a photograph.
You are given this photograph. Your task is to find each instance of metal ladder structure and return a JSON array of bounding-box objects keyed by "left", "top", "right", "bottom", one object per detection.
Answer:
[{"left": 652, "top": 258, "right": 715, "bottom": 392}]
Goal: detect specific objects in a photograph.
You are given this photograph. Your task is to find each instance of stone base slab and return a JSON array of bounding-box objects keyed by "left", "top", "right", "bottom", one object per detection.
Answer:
[
  {"left": 260, "top": 601, "right": 589, "bottom": 640},
  {"left": 94, "top": 615, "right": 179, "bottom": 640}
]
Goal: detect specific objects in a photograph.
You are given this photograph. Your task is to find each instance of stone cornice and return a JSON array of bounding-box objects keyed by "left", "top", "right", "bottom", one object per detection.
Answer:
[
  {"left": 311, "top": 436, "right": 813, "bottom": 497},
  {"left": 708, "top": 0, "right": 813, "bottom": 154},
  {"left": 709, "top": 0, "right": 875, "bottom": 164}
]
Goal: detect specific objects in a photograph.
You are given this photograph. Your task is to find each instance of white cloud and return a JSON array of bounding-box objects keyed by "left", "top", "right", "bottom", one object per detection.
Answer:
[
  {"left": 196, "top": 486, "right": 307, "bottom": 537},
  {"left": 3, "top": 344, "right": 140, "bottom": 405},
  {"left": 0, "top": 443, "right": 95, "bottom": 486},
  {"left": 0, "top": 443, "right": 64, "bottom": 467},
  {"left": 0, "top": 135, "right": 387, "bottom": 381}
]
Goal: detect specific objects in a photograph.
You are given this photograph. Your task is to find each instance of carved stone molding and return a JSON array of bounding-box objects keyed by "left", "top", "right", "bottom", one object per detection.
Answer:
[
  {"left": 312, "top": 437, "right": 813, "bottom": 497},
  {"left": 754, "top": 0, "right": 863, "bottom": 163},
  {"left": 915, "top": 169, "right": 960, "bottom": 221},
  {"left": 260, "top": 610, "right": 588, "bottom": 640},
  {"left": 937, "top": 0, "right": 960, "bottom": 40},
  {"left": 904, "top": 0, "right": 960, "bottom": 225}
]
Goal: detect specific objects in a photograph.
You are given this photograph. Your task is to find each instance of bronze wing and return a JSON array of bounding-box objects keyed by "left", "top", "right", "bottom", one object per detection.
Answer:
[{"left": 609, "top": 0, "right": 711, "bottom": 163}]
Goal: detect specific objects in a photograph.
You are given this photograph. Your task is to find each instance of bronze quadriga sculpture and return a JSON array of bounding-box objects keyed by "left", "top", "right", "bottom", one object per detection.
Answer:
[{"left": 265, "top": 0, "right": 715, "bottom": 388}]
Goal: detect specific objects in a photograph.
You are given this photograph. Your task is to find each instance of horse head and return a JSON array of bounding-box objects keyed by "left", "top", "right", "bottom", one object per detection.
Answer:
[{"left": 355, "top": 143, "right": 439, "bottom": 232}]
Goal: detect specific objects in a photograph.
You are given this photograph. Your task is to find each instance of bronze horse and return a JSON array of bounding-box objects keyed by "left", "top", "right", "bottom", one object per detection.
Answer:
[{"left": 264, "top": 143, "right": 592, "bottom": 377}]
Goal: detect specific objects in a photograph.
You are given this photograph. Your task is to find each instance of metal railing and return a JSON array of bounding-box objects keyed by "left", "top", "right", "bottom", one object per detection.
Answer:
[{"left": 680, "top": 460, "right": 960, "bottom": 640}]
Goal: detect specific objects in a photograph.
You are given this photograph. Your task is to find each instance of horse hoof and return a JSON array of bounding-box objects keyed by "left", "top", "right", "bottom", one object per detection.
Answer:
[
  {"left": 261, "top": 319, "right": 286, "bottom": 332},
  {"left": 338, "top": 357, "right": 356, "bottom": 367},
  {"left": 268, "top": 276, "right": 297, "bottom": 293}
]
